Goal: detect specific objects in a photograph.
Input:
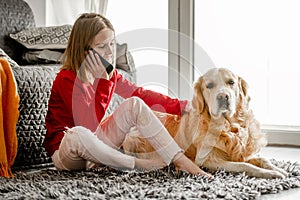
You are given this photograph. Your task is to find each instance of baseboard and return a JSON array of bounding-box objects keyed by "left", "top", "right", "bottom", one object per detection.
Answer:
[{"left": 262, "top": 125, "right": 300, "bottom": 147}]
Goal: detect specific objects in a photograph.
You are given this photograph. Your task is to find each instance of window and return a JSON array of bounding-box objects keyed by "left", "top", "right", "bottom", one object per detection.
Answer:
[
  {"left": 106, "top": 0, "right": 168, "bottom": 94},
  {"left": 195, "top": 0, "right": 300, "bottom": 126}
]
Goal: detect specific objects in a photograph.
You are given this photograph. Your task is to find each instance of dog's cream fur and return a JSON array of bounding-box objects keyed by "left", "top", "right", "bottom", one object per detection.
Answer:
[{"left": 123, "top": 68, "right": 288, "bottom": 178}]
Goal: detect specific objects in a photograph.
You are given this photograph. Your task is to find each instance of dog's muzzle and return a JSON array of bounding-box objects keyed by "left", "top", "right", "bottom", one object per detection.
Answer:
[{"left": 217, "top": 92, "right": 230, "bottom": 110}]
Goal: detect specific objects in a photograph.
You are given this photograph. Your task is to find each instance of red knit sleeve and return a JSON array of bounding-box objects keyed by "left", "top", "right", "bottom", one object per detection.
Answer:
[{"left": 115, "top": 72, "right": 187, "bottom": 116}]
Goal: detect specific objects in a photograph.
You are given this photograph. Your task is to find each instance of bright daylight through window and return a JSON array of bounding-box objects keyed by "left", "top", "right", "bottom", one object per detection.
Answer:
[
  {"left": 195, "top": 0, "right": 300, "bottom": 126},
  {"left": 106, "top": 0, "right": 168, "bottom": 95}
]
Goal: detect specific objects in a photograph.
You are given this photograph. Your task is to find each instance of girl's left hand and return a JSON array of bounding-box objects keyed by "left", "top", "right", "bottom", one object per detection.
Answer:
[
  {"left": 182, "top": 101, "right": 192, "bottom": 114},
  {"left": 85, "top": 50, "right": 109, "bottom": 80}
]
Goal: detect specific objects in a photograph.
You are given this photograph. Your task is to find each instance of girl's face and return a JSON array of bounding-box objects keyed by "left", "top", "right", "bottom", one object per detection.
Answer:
[{"left": 91, "top": 28, "right": 116, "bottom": 66}]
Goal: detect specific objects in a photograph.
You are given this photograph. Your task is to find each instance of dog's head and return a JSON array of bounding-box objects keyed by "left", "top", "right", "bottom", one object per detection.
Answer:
[{"left": 192, "top": 68, "right": 250, "bottom": 120}]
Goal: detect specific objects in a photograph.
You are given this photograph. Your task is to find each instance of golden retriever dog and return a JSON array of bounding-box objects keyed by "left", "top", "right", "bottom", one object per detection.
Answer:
[{"left": 123, "top": 68, "right": 288, "bottom": 178}]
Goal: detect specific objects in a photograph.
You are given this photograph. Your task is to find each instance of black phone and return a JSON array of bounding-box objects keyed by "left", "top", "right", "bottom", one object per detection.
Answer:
[{"left": 90, "top": 48, "right": 114, "bottom": 74}]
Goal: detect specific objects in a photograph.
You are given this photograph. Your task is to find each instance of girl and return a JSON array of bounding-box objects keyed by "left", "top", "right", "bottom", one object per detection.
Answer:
[{"left": 44, "top": 13, "right": 211, "bottom": 176}]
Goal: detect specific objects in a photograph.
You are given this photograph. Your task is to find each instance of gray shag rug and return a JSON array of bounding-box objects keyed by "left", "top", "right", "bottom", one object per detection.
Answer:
[{"left": 1, "top": 159, "right": 299, "bottom": 200}]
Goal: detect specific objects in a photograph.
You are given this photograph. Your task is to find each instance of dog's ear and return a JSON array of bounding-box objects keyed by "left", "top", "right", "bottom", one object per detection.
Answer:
[
  {"left": 238, "top": 76, "right": 251, "bottom": 106},
  {"left": 192, "top": 76, "right": 206, "bottom": 113}
]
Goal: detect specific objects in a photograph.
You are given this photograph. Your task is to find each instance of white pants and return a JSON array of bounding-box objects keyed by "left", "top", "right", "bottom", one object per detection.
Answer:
[{"left": 52, "top": 97, "right": 182, "bottom": 170}]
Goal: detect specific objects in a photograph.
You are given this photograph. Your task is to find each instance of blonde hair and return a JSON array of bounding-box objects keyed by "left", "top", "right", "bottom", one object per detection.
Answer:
[{"left": 61, "top": 13, "right": 114, "bottom": 83}]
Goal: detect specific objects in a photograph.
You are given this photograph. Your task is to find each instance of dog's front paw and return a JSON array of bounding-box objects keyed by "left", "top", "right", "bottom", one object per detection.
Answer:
[
  {"left": 274, "top": 167, "right": 289, "bottom": 178},
  {"left": 262, "top": 170, "right": 286, "bottom": 179}
]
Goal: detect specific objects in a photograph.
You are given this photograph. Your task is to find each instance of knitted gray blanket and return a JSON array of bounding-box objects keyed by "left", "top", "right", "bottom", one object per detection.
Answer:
[{"left": 1, "top": 159, "right": 299, "bottom": 199}]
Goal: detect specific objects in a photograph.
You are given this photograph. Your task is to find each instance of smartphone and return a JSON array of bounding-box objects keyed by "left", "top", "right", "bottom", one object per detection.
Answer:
[{"left": 90, "top": 48, "right": 114, "bottom": 74}]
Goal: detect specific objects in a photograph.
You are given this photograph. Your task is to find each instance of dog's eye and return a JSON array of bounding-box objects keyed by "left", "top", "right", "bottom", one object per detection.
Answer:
[
  {"left": 206, "top": 83, "right": 214, "bottom": 89},
  {"left": 228, "top": 80, "right": 235, "bottom": 85}
]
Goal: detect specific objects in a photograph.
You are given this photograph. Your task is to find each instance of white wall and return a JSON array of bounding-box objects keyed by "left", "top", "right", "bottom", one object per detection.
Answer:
[{"left": 24, "top": 0, "right": 46, "bottom": 26}]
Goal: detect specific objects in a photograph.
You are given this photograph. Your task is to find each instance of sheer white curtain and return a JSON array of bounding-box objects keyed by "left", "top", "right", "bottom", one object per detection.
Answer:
[
  {"left": 46, "top": 0, "right": 108, "bottom": 26},
  {"left": 85, "top": 0, "right": 108, "bottom": 15}
]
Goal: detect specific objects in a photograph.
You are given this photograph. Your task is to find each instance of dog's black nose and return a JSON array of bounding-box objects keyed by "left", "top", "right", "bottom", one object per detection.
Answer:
[{"left": 217, "top": 93, "right": 229, "bottom": 106}]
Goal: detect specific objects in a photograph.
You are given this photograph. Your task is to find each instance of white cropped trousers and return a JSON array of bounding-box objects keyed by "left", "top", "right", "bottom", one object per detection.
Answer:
[{"left": 51, "top": 97, "right": 182, "bottom": 170}]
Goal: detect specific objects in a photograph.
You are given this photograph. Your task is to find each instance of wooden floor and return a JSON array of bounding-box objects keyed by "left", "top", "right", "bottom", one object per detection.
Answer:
[{"left": 259, "top": 146, "right": 300, "bottom": 200}]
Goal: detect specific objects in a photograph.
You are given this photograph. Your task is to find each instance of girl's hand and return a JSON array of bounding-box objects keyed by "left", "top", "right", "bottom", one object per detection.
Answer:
[
  {"left": 182, "top": 101, "right": 192, "bottom": 115},
  {"left": 85, "top": 50, "right": 109, "bottom": 80}
]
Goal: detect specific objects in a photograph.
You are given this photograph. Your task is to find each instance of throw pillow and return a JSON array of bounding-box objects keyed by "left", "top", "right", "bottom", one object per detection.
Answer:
[
  {"left": 116, "top": 43, "right": 135, "bottom": 73},
  {"left": 10, "top": 25, "right": 72, "bottom": 50},
  {"left": 22, "top": 50, "right": 64, "bottom": 64}
]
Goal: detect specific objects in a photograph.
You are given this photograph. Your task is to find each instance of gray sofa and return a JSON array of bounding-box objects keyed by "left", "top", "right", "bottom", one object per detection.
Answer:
[{"left": 0, "top": 0, "right": 136, "bottom": 169}]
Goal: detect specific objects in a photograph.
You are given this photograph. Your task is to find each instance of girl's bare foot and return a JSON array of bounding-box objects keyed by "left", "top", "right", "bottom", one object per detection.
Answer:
[
  {"left": 134, "top": 157, "right": 167, "bottom": 171},
  {"left": 173, "top": 152, "right": 213, "bottom": 178}
]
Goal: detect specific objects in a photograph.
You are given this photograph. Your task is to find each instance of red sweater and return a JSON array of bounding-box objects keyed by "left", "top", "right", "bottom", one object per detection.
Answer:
[{"left": 44, "top": 69, "right": 187, "bottom": 156}]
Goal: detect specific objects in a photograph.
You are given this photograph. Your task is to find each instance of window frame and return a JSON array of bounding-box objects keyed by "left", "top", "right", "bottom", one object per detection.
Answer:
[
  {"left": 168, "top": 0, "right": 300, "bottom": 147},
  {"left": 168, "top": 0, "right": 194, "bottom": 100}
]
